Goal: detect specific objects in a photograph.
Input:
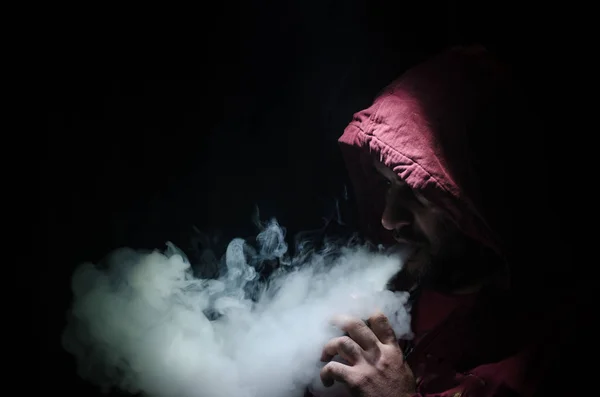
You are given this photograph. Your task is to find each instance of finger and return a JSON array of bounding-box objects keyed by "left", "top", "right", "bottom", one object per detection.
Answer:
[
  {"left": 320, "top": 360, "right": 353, "bottom": 388},
  {"left": 331, "top": 314, "right": 378, "bottom": 350},
  {"left": 368, "top": 312, "right": 397, "bottom": 345},
  {"left": 321, "top": 336, "right": 363, "bottom": 365}
]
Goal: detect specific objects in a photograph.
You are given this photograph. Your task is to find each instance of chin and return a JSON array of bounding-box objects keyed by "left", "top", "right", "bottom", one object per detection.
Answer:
[
  {"left": 405, "top": 259, "right": 424, "bottom": 278},
  {"left": 404, "top": 247, "right": 423, "bottom": 265}
]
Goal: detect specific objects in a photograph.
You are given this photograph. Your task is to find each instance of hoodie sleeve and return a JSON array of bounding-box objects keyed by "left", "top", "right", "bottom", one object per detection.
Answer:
[{"left": 411, "top": 341, "right": 551, "bottom": 397}]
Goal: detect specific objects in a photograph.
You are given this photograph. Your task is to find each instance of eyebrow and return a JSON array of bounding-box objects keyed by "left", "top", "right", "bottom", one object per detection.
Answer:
[
  {"left": 373, "top": 160, "right": 407, "bottom": 183},
  {"left": 379, "top": 169, "right": 406, "bottom": 186}
]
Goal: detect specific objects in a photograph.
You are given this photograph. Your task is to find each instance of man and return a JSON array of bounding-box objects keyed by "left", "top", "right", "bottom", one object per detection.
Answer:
[{"left": 311, "top": 45, "right": 563, "bottom": 397}]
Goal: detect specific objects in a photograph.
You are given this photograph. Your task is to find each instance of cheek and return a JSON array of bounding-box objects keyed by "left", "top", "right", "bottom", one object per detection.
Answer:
[
  {"left": 415, "top": 213, "right": 446, "bottom": 252},
  {"left": 414, "top": 212, "right": 436, "bottom": 237}
]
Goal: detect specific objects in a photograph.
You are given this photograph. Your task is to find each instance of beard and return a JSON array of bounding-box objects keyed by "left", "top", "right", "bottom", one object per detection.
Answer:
[
  {"left": 420, "top": 231, "right": 503, "bottom": 293},
  {"left": 387, "top": 215, "right": 503, "bottom": 294}
]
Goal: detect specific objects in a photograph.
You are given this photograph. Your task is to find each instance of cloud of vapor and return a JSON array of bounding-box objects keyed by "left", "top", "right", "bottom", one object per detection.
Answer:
[{"left": 62, "top": 219, "right": 412, "bottom": 397}]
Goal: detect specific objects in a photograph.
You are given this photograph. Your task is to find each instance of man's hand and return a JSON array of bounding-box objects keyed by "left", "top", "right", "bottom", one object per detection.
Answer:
[{"left": 320, "top": 312, "right": 416, "bottom": 397}]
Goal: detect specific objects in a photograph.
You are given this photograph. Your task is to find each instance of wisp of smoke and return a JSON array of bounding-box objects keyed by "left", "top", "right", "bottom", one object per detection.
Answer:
[{"left": 62, "top": 219, "right": 412, "bottom": 397}]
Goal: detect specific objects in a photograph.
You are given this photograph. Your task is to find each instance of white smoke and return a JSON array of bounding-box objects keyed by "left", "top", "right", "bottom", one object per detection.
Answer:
[{"left": 62, "top": 219, "right": 412, "bottom": 397}]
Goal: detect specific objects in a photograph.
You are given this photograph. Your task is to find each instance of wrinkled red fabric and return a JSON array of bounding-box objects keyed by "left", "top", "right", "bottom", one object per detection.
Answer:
[
  {"left": 339, "top": 45, "right": 513, "bottom": 254},
  {"left": 335, "top": 46, "right": 558, "bottom": 397}
]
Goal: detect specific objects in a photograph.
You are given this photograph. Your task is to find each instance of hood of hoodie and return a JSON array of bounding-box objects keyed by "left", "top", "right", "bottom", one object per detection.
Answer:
[{"left": 338, "top": 45, "right": 546, "bottom": 268}]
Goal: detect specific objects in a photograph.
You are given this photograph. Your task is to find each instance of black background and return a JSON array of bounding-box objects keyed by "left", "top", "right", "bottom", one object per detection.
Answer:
[{"left": 42, "top": 1, "right": 589, "bottom": 395}]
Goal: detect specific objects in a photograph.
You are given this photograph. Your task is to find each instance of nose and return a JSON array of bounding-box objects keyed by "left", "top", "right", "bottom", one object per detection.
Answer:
[
  {"left": 381, "top": 201, "right": 412, "bottom": 231},
  {"left": 381, "top": 216, "right": 410, "bottom": 231}
]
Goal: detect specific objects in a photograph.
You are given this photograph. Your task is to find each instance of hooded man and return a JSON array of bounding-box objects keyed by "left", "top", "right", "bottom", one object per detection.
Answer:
[{"left": 311, "top": 45, "right": 561, "bottom": 397}]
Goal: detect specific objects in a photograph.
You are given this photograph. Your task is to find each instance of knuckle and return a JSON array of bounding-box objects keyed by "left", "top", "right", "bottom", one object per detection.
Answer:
[
  {"left": 377, "top": 347, "right": 402, "bottom": 368},
  {"left": 370, "top": 312, "right": 389, "bottom": 325},
  {"left": 325, "top": 338, "right": 336, "bottom": 349},
  {"left": 383, "top": 344, "right": 402, "bottom": 357},
  {"left": 379, "top": 356, "right": 393, "bottom": 369},
  {"left": 351, "top": 316, "right": 366, "bottom": 326},
  {"left": 350, "top": 372, "right": 369, "bottom": 389},
  {"left": 339, "top": 336, "right": 355, "bottom": 351},
  {"left": 320, "top": 362, "right": 335, "bottom": 378}
]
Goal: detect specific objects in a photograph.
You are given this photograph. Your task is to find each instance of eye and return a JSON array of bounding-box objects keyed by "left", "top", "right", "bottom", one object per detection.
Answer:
[{"left": 378, "top": 177, "right": 392, "bottom": 187}]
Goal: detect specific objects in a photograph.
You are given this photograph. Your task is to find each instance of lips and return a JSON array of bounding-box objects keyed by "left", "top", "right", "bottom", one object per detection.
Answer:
[
  {"left": 393, "top": 236, "right": 420, "bottom": 245},
  {"left": 385, "top": 242, "right": 419, "bottom": 265},
  {"left": 392, "top": 227, "right": 426, "bottom": 247},
  {"left": 393, "top": 234, "right": 425, "bottom": 247}
]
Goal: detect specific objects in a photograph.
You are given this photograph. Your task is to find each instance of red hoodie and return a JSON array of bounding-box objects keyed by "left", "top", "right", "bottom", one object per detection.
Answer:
[{"left": 333, "top": 46, "right": 559, "bottom": 397}]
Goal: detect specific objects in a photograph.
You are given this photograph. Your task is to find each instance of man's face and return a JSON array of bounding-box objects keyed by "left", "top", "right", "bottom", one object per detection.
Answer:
[{"left": 373, "top": 159, "right": 465, "bottom": 277}]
